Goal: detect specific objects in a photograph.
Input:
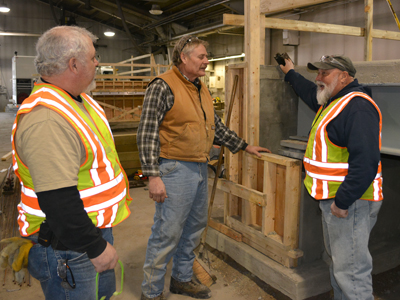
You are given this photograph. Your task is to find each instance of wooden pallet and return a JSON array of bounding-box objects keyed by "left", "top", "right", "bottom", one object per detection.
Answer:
[{"left": 208, "top": 64, "right": 303, "bottom": 268}]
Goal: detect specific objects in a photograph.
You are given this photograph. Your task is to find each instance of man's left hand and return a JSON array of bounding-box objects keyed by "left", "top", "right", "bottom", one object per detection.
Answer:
[
  {"left": 331, "top": 202, "right": 348, "bottom": 218},
  {"left": 244, "top": 145, "right": 271, "bottom": 158}
]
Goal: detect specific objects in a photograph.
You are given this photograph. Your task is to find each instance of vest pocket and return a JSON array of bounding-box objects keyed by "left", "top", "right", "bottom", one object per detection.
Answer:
[{"left": 167, "top": 123, "right": 201, "bottom": 156}]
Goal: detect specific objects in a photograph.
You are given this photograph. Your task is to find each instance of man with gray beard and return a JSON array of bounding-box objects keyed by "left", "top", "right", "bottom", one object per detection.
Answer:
[{"left": 280, "top": 56, "right": 383, "bottom": 300}]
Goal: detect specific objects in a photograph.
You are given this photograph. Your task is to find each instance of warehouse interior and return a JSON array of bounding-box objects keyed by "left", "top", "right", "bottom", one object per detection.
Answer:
[{"left": 1, "top": 0, "right": 400, "bottom": 299}]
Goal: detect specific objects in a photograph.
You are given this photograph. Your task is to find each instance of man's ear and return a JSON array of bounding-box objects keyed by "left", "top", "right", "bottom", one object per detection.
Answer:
[
  {"left": 69, "top": 58, "right": 78, "bottom": 73},
  {"left": 180, "top": 52, "right": 187, "bottom": 64}
]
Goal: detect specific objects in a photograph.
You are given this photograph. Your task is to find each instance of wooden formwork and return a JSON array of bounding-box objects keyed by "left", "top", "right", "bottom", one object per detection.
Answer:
[
  {"left": 113, "top": 132, "right": 140, "bottom": 177},
  {"left": 92, "top": 54, "right": 170, "bottom": 122},
  {"left": 209, "top": 64, "right": 303, "bottom": 268}
]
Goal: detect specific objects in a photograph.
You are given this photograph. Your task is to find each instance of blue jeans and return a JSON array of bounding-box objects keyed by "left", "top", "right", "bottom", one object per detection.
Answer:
[
  {"left": 142, "top": 159, "right": 208, "bottom": 298},
  {"left": 27, "top": 228, "right": 116, "bottom": 300},
  {"left": 320, "top": 199, "right": 382, "bottom": 300}
]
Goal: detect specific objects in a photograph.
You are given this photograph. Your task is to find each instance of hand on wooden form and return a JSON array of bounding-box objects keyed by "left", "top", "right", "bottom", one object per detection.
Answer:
[
  {"left": 90, "top": 242, "right": 119, "bottom": 273},
  {"left": 279, "top": 58, "right": 294, "bottom": 75},
  {"left": 331, "top": 201, "right": 349, "bottom": 218},
  {"left": 244, "top": 145, "right": 271, "bottom": 158},
  {"left": 148, "top": 176, "right": 167, "bottom": 203}
]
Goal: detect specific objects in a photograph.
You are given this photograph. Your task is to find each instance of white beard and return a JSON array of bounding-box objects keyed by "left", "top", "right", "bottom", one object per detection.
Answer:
[{"left": 316, "top": 75, "right": 338, "bottom": 106}]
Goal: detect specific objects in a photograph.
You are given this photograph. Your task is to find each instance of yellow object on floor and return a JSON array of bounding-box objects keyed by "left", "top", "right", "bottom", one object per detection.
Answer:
[{"left": 0, "top": 237, "right": 34, "bottom": 284}]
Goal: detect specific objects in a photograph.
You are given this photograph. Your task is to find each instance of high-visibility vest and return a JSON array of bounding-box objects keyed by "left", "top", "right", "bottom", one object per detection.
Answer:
[
  {"left": 12, "top": 83, "right": 132, "bottom": 236},
  {"left": 303, "top": 92, "right": 383, "bottom": 201}
]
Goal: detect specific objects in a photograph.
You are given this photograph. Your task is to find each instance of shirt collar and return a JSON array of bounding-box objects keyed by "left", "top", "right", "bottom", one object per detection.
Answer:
[{"left": 40, "top": 78, "right": 83, "bottom": 103}]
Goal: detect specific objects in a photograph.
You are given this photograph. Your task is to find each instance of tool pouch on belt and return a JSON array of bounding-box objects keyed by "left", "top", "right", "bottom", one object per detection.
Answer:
[{"left": 38, "top": 220, "right": 68, "bottom": 251}]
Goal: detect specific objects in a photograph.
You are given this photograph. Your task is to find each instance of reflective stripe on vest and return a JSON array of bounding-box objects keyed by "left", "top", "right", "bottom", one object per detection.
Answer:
[
  {"left": 12, "top": 84, "right": 131, "bottom": 236},
  {"left": 303, "top": 92, "right": 383, "bottom": 201}
]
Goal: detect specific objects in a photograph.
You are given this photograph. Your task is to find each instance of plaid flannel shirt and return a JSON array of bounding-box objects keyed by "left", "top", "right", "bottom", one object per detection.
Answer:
[{"left": 137, "top": 75, "right": 246, "bottom": 177}]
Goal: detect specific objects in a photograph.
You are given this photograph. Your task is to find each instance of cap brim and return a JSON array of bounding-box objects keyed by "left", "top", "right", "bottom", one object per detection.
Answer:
[{"left": 307, "top": 62, "right": 336, "bottom": 71}]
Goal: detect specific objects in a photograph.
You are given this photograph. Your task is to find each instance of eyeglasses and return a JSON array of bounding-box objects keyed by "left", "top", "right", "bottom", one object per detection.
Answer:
[
  {"left": 57, "top": 259, "right": 76, "bottom": 290},
  {"left": 180, "top": 36, "right": 198, "bottom": 53},
  {"left": 320, "top": 55, "right": 345, "bottom": 69}
]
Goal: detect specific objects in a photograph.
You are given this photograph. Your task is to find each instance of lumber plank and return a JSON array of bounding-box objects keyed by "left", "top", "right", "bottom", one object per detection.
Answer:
[
  {"left": 1, "top": 151, "right": 12, "bottom": 161},
  {"left": 262, "top": 161, "right": 276, "bottom": 235},
  {"left": 227, "top": 216, "right": 303, "bottom": 267},
  {"left": 365, "top": 0, "right": 373, "bottom": 61},
  {"left": 274, "top": 165, "right": 286, "bottom": 237},
  {"left": 242, "top": 0, "right": 261, "bottom": 226},
  {"left": 224, "top": 67, "right": 244, "bottom": 220},
  {"left": 283, "top": 163, "right": 302, "bottom": 248},
  {"left": 260, "top": 0, "right": 334, "bottom": 15},
  {"left": 209, "top": 218, "right": 243, "bottom": 242},
  {"left": 371, "top": 28, "right": 400, "bottom": 40},
  {"left": 224, "top": 14, "right": 364, "bottom": 36},
  {"left": 249, "top": 152, "right": 302, "bottom": 168},
  {"left": 224, "top": 13, "right": 400, "bottom": 42},
  {"left": 208, "top": 178, "right": 267, "bottom": 207}
]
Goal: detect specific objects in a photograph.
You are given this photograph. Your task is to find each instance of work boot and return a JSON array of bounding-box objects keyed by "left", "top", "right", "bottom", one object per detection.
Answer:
[
  {"left": 169, "top": 277, "right": 211, "bottom": 299},
  {"left": 140, "top": 292, "right": 165, "bottom": 300}
]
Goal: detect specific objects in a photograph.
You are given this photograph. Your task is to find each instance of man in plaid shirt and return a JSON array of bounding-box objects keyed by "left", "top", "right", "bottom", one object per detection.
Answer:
[{"left": 137, "top": 35, "right": 270, "bottom": 300}]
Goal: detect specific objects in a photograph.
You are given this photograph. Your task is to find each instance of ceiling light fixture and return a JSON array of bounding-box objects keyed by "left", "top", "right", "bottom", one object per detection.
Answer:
[
  {"left": 0, "top": 2, "right": 10, "bottom": 13},
  {"left": 149, "top": 4, "right": 163, "bottom": 15},
  {"left": 104, "top": 29, "right": 115, "bottom": 37}
]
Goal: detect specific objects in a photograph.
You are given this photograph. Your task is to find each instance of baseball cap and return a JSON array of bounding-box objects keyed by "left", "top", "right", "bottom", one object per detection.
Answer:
[{"left": 307, "top": 55, "right": 356, "bottom": 77}]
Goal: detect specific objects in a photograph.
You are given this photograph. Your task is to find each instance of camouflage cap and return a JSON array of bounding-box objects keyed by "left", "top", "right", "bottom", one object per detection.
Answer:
[{"left": 307, "top": 55, "right": 356, "bottom": 77}]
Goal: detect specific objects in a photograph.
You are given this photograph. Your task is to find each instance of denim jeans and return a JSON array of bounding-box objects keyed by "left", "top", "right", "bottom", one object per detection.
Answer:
[
  {"left": 142, "top": 159, "right": 208, "bottom": 298},
  {"left": 27, "top": 228, "right": 116, "bottom": 300},
  {"left": 320, "top": 199, "right": 382, "bottom": 300}
]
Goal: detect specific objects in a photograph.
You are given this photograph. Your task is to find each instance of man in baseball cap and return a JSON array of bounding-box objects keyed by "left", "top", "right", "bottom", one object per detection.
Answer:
[
  {"left": 307, "top": 55, "right": 357, "bottom": 77},
  {"left": 279, "top": 55, "right": 383, "bottom": 300}
]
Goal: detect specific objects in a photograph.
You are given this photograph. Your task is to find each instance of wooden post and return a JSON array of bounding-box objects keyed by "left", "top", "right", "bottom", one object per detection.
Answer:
[
  {"left": 242, "top": 0, "right": 262, "bottom": 226},
  {"left": 364, "top": 0, "right": 373, "bottom": 61},
  {"left": 224, "top": 65, "right": 245, "bottom": 224}
]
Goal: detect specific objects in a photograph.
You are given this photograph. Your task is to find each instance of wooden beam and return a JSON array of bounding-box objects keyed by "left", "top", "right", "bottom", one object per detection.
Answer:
[
  {"left": 208, "top": 178, "right": 267, "bottom": 207},
  {"left": 224, "top": 13, "right": 400, "bottom": 41},
  {"left": 225, "top": 14, "right": 363, "bottom": 36},
  {"left": 260, "top": 0, "right": 334, "bottom": 15},
  {"left": 251, "top": 152, "right": 302, "bottom": 168},
  {"left": 365, "top": 0, "right": 373, "bottom": 61},
  {"left": 243, "top": 0, "right": 261, "bottom": 226},
  {"left": 371, "top": 28, "right": 400, "bottom": 40},
  {"left": 227, "top": 216, "right": 303, "bottom": 267},
  {"left": 1, "top": 151, "right": 12, "bottom": 161},
  {"left": 209, "top": 218, "right": 243, "bottom": 242}
]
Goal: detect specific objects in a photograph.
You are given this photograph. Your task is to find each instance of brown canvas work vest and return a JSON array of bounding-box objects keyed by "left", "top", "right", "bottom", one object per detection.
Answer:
[{"left": 153, "top": 66, "right": 215, "bottom": 162}]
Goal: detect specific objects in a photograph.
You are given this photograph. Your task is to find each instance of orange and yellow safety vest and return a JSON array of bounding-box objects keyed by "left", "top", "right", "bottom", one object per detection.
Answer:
[
  {"left": 303, "top": 92, "right": 383, "bottom": 201},
  {"left": 12, "top": 83, "right": 132, "bottom": 236}
]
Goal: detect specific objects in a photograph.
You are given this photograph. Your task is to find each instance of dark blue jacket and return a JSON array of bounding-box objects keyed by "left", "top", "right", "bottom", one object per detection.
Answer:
[{"left": 285, "top": 69, "right": 381, "bottom": 209}]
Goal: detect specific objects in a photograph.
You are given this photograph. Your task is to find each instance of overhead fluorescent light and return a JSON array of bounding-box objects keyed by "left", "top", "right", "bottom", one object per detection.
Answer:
[
  {"left": 208, "top": 53, "right": 245, "bottom": 62},
  {"left": 104, "top": 29, "right": 115, "bottom": 37},
  {"left": 0, "top": 2, "right": 10, "bottom": 13},
  {"left": 149, "top": 4, "right": 163, "bottom": 15}
]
